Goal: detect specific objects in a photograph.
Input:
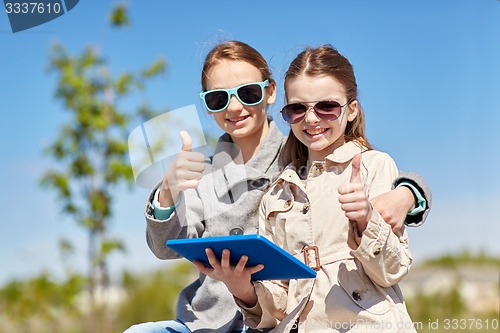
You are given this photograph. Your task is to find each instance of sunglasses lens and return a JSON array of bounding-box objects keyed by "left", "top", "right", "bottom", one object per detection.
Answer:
[
  {"left": 204, "top": 91, "right": 229, "bottom": 111},
  {"left": 315, "top": 101, "right": 342, "bottom": 120},
  {"left": 282, "top": 103, "right": 307, "bottom": 124},
  {"left": 237, "top": 84, "right": 263, "bottom": 105},
  {"left": 282, "top": 101, "right": 345, "bottom": 124}
]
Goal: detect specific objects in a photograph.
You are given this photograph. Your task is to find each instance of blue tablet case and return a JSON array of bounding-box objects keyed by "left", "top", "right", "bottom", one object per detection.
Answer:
[{"left": 167, "top": 234, "right": 317, "bottom": 280}]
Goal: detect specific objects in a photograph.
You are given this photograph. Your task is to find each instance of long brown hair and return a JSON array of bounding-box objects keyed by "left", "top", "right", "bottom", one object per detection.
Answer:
[
  {"left": 201, "top": 40, "right": 274, "bottom": 91},
  {"left": 280, "top": 45, "right": 372, "bottom": 167}
]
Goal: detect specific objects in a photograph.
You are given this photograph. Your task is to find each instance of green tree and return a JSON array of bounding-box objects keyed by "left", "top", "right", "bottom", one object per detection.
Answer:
[
  {"left": 0, "top": 272, "right": 86, "bottom": 333},
  {"left": 115, "top": 262, "right": 197, "bottom": 332},
  {"left": 0, "top": 279, "right": 33, "bottom": 333},
  {"left": 29, "top": 273, "right": 59, "bottom": 331},
  {"left": 407, "top": 284, "right": 465, "bottom": 322},
  {"left": 40, "top": 5, "right": 165, "bottom": 332}
]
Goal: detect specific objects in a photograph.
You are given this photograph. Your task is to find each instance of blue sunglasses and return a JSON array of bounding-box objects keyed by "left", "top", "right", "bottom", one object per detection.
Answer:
[{"left": 200, "top": 80, "right": 269, "bottom": 112}]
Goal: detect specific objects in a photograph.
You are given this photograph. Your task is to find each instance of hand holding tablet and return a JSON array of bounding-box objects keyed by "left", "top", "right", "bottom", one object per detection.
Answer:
[{"left": 167, "top": 234, "right": 317, "bottom": 280}]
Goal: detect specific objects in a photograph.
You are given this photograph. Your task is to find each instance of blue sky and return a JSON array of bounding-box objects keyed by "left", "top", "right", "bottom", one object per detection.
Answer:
[{"left": 1, "top": 0, "right": 499, "bottom": 284}]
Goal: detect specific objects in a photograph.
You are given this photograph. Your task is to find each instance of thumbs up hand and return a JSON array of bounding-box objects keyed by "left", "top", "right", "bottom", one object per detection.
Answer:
[
  {"left": 349, "top": 153, "right": 362, "bottom": 184},
  {"left": 180, "top": 130, "right": 193, "bottom": 152},
  {"left": 338, "top": 154, "right": 372, "bottom": 233},
  {"left": 159, "top": 130, "right": 206, "bottom": 207}
]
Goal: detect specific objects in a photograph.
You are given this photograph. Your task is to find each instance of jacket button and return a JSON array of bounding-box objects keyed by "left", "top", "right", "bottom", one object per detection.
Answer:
[
  {"left": 250, "top": 178, "right": 268, "bottom": 190},
  {"left": 229, "top": 227, "right": 244, "bottom": 236},
  {"left": 302, "top": 203, "right": 310, "bottom": 214},
  {"left": 352, "top": 291, "right": 362, "bottom": 301},
  {"left": 373, "top": 247, "right": 381, "bottom": 255},
  {"left": 284, "top": 200, "right": 292, "bottom": 208}
]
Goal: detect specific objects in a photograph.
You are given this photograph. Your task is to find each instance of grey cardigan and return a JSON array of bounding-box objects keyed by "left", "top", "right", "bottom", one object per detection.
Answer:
[
  {"left": 145, "top": 119, "right": 286, "bottom": 332},
  {"left": 144, "top": 119, "right": 431, "bottom": 332}
]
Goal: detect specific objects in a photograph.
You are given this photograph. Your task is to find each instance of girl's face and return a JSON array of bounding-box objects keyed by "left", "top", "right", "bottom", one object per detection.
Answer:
[
  {"left": 205, "top": 59, "right": 276, "bottom": 142},
  {"left": 286, "top": 74, "right": 358, "bottom": 162}
]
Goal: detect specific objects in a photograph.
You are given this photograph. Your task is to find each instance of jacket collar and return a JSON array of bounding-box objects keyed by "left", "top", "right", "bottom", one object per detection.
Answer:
[
  {"left": 211, "top": 118, "right": 285, "bottom": 198},
  {"left": 278, "top": 141, "right": 369, "bottom": 187},
  {"left": 324, "top": 141, "right": 368, "bottom": 164}
]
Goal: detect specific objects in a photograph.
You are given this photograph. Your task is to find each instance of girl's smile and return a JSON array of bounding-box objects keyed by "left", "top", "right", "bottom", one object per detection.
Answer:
[
  {"left": 303, "top": 127, "right": 329, "bottom": 138},
  {"left": 225, "top": 114, "right": 251, "bottom": 127}
]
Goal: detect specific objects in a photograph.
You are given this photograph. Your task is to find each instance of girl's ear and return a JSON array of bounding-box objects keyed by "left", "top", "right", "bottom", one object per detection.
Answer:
[
  {"left": 266, "top": 80, "right": 277, "bottom": 105},
  {"left": 347, "top": 99, "right": 359, "bottom": 122}
]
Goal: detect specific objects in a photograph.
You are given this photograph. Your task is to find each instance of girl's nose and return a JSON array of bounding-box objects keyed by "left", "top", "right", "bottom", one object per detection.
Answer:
[
  {"left": 226, "top": 95, "right": 243, "bottom": 112},
  {"left": 304, "top": 108, "right": 320, "bottom": 124}
]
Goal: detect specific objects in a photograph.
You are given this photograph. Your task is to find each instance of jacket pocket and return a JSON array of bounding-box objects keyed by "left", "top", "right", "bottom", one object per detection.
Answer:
[
  {"left": 337, "top": 259, "right": 391, "bottom": 315},
  {"left": 264, "top": 188, "right": 294, "bottom": 220}
]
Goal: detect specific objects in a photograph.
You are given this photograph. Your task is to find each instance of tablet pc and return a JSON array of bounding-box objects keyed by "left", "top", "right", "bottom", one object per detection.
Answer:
[{"left": 167, "top": 234, "right": 317, "bottom": 281}]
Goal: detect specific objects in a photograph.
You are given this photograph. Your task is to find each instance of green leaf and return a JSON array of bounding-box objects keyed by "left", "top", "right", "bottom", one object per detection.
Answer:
[
  {"left": 116, "top": 73, "right": 134, "bottom": 94},
  {"left": 100, "top": 239, "right": 126, "bottom": 256},
  {"left": 40, "top": 171, "right": 71, "bottom": 198},
  {"left": 109, "top": 3, "right": 130, "bottom": 27},
  {"left": 141, "top": 58, "right": 166, "bottom": 78}
]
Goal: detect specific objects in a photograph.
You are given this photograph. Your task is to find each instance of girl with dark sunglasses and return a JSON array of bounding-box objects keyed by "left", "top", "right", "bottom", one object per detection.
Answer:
[
  {"left": 126, "top": 41, "right": 430, "bottom": 333},
  {"left": 200, "top": 45, "right": 418, "bottom": 332}
]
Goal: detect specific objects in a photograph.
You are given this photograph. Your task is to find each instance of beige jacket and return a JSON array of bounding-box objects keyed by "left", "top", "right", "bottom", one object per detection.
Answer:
[{"left": 238, "top": 141, "right": 416, "bottom": 333}]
